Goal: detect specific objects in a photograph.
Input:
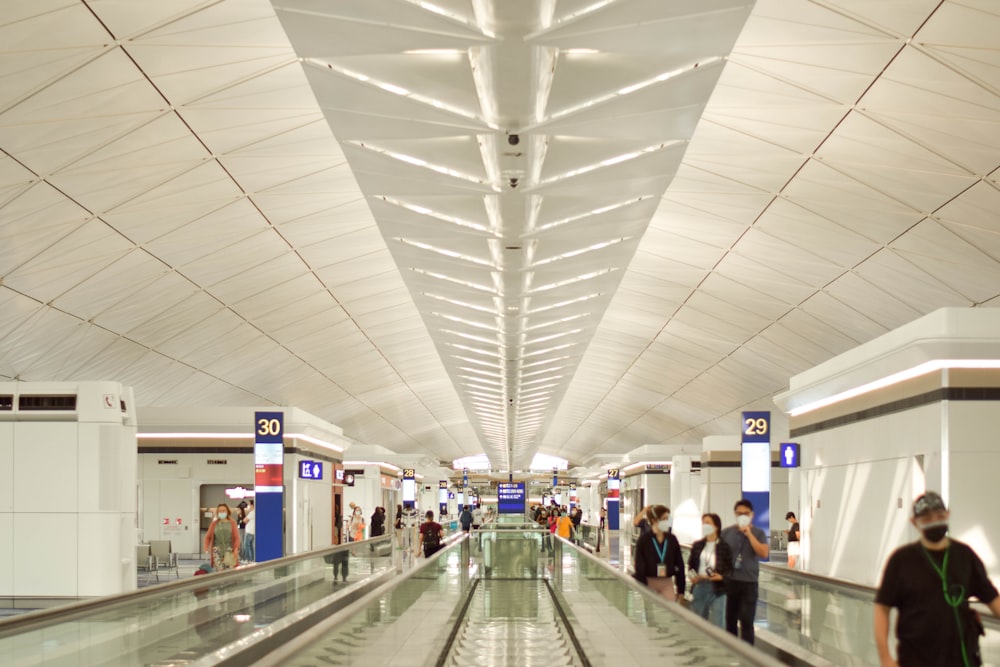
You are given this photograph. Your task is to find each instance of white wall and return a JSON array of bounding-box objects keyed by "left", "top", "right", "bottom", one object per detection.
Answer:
[
  {"left": 288, "top": 456, "right": 333, "bottom": 553},
  {"left": 795, "top": 402, "right": 940, "bottom": 586},
  {"left": 0, "top": 381, "right": 137, "bottom": 598},
  {"left": 140, "top": 453, "right": 253, "bottom": 555},
  {"left": 942, "top": 401, "right": 1000, "bottom": 580}
]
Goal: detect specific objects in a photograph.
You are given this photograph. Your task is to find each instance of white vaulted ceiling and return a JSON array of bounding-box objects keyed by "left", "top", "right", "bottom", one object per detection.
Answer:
[{"left": 1, "top": 1, "right": 999, "bottom": 470}]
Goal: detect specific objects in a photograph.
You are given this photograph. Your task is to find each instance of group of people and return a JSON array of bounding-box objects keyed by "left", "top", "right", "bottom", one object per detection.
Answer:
[
  {"left": 631, "top": 499, "right": 768, "bottom": 642},
  {"left": 531, "top": 503, "right": 583, "bottom": 551},
  {"left": 346, "top": 504, "right": 389, "bottom": 543},
  {"left": 631, "top": 493, "right": 1000, "bottom": 667}
]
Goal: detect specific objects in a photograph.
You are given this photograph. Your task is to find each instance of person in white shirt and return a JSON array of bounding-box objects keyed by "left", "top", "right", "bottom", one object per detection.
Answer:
[{"left": 242, "top": 499, "right": 256, "bottom": 562}]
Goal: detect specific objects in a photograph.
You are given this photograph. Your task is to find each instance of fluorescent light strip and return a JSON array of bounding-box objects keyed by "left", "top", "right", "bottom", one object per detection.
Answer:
[
  {"left": 137, "top": 432, "right": 344, "bottom": 453},
  {"left": 423, "top": 293, "right": 496, "bottom": 315},
  {"left": 534, "top": 196, "right": 649, "bottom": 234},
  {"left": 521, "top": 374, "right": 564, "bottom": 386},
  {"left": 524, "top": 313, "right": 589, "bottom": 333},
  {"left": 530, "top": 269, "right": 614, "bottom": 294},
  {"left": 522, "top": 355, "right": 571, "bottom": 369},
  {"left": 550, "top": 59, "right": 720, "bottom": 120},
  {"left": 396, "top": 238, "right": 495, "bottom": 267},
  {"left": 459, "top": 366, "right": 502, "bottom": 378},
  {"left": 412, "top": 268, "right": 495, "bottom": 293},
  {"left": 539, "top": 143, "right": 680, "bottom": 186},
  {"left": 318, "top": 62, "right": 483, "bottom": 122},
  {"left": 524, "top": 343, "right": 575, "bottom": 358},
  {"left": 379, "top": 197, "right": 491, "bottom": 233},
  {"left": 532, "top": 238, "right": 629, "bottom": 267},
  {"left": 789, "top": 359, "right": 1000, "bottom": 416},
  {"left": 527, "top": 293, "right": 601, "bottom": 315},
  {"left": 526, "top": 328, "right": 582, "bottom": 346},
  {"left": 344, "top": 460, "right": 402, "bottom": 472},
  {"left": 138, "top": 432, "right": 251, "bottom": 439},
  {"left": 349, "top": 141, "right": 489, "bottom": 186},
  {"left": 443, "top": 329, "right": 500, "bottom": 346},
  {"left": 460, "top": 375, "right": 503, "bottom": 387},
  {"left": 451, "top": 355, "right": 501, "bottom": 369},
  {"left": 436, "top": 313, "right": 498, "bottom": 333},
  {"left": 447, "top": 342, "right": 500, "bottom": 358}
]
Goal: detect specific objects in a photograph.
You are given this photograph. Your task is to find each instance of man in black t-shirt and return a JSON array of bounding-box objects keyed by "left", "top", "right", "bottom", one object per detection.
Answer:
[
  {"left": 785, "top": 511, "right": 800, "bottom": 569},
  {"left": 875, "top": 491, "right": 1000, "bottom": 667}
]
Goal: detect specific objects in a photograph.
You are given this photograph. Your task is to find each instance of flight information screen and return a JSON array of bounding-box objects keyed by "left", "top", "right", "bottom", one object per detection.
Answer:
[{"left": 497, "top": 482, "right": 526, "bottom": 514}]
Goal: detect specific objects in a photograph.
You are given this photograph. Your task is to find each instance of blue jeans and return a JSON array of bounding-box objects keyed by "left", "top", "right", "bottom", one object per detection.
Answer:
[
  {"left": 242, "top": 533, "right": 255, "bottom": 562},
  {"left": 691, "top": 581, "right": 726, "bottom": 629}
]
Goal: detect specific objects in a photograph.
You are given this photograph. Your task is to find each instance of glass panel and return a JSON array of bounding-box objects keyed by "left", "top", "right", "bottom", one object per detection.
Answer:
[
  {"left": 0, "top": 537, "right": 395, "bottom": 666},
  {"left": 279, "top": 541, "right": 471, "bottom": 666},
  {"left": 552, "top": 543, "right": 781, "bottom": 665}
]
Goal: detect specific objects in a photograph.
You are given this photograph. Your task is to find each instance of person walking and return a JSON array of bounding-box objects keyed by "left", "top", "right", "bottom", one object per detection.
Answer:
[
  {"left": 720, "top": 499, "right": 769, "bottom": 644},
  {"left": 875, "top": 491, "right": 1000, "bottom": 667},
  {"left": 557, "top": 508, "right": 574, "bottom": 542},
  {"left": 459, "top": 505, "right": 474, "bottom": 533},
  {"left": 632, "top": 505, "right": 685, "bottom": 601},
  {"left": 417, "top": 510, "right": 444, "bottom": 558},
  {"left": 204, "top": 503, "right": 241, "bottom": 571},
  {"left": 688, "top": 513, "right": 732, "bottom": 628},
  {"left": 348, "top": 506, "right": 366, "bottom": 542},
  {"left": 785, "top": 511, "right": 800, "bottom": 569},
  {"left": 242, "top": 499, "right": 256, "bottom": 562},
  {"left": 371, "top": 506, "right": 386, "bottom": 537}
]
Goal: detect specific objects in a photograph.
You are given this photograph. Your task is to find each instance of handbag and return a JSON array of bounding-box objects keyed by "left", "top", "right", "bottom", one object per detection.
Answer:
[{"left": 222, "top": 550, "right": 238, "bottom": 568}]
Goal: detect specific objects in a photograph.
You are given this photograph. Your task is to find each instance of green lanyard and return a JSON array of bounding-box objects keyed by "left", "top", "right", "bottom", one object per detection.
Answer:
[{"left": 922, "top": 545, "right": 970, "bottom": 667}]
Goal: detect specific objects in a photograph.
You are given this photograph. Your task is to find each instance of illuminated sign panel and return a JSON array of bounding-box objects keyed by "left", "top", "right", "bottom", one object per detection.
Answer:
[{"left": 497, "top": 482, "right": 526, "bottom": 514}]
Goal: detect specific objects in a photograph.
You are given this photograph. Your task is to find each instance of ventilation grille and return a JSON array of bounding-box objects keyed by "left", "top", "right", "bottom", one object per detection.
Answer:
[
  {"left": 18, "top": 395, "right": 78, "bottom": 411},
  {"left": 0, "top": 396, "right": 12, "bottom": 411}
]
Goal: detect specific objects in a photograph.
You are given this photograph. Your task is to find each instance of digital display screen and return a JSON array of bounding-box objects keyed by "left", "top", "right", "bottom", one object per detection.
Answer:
[
  {"left": 741, "top": 442, "right": 771, "bottom": 492},
  {"left": 497, "top": 482, "right": 526, "bottom": 514}
]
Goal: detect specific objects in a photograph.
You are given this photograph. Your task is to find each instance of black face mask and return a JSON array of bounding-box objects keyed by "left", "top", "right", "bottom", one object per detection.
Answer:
[{"left": 920, "top": 522, "right": 948, "bottom": 543}]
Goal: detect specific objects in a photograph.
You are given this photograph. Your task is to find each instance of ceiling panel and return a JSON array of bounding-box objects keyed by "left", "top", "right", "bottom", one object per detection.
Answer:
[{"left": 1, "top": 0, "right": 998, "bottom": 473}]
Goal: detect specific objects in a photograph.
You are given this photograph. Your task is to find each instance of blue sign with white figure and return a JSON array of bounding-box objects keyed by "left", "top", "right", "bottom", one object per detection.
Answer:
[
  {"left": 780, "top": 443, "right": 800, "bottom": 468},
  {"left": 298, "top": 460, "right": 323, "bottom": 480}
]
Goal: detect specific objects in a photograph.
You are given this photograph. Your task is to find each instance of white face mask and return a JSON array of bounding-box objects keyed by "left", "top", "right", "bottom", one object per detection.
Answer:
[
  {"left": 702, "top": 523, "right": 716, "bottom": 537},
  {"left": 657, "top": 519, "right": 671, "bottom": 532},
  {"left": 736, "top": 515, "right": 751, "bottom": 528}
]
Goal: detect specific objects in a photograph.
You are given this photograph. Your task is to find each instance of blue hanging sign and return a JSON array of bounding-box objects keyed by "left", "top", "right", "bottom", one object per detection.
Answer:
[
  {"left": 298, "top": 460, "right": 323, "bottom": 480},
  {"left": 780, "top": 443, "right": 800, "bottom": 468}
]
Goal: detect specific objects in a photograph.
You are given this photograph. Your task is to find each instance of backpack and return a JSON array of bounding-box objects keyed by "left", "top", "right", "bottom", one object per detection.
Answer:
[{"left": 423, "top": 523, "right": 440, "bottom": 550}]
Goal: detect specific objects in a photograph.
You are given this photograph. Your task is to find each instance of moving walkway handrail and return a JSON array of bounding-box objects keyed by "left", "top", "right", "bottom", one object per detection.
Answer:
[
  {"left": 759, "top": 559, "right": 1000, "bottom": 631},
  {"left": 556, "top": 536, "right": 787, "bottom": 667},
  {"left": 0, "top": 534, "right": 393, "bottom": 639}
]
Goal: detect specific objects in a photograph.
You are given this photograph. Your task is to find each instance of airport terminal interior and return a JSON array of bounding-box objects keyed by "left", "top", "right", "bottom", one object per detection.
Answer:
[{"left": 2, "top": 0, "right": 1000, "bottom": 665}]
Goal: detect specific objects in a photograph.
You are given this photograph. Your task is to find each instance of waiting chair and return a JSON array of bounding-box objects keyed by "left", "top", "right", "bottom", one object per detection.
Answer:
[
  {"left": 137, "top": 544, "right": 158, "bottom": 584},
  {"left": 149, "top": 540, "right": 179, "bottom": 579}
]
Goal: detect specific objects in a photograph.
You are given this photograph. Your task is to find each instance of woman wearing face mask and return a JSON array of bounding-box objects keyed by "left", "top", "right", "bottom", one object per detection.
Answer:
[
  {"left": 632, "top": 505, "right": 685, "bottom": 601},
  {"left": 688, "top": 513, "right": 732, "bottom": 628},
  {"left": 204, "top": 503, "right": 240, "bottom": 570},
  {"left": 349, "top": 506, "right": 366, "bottom": 542}
]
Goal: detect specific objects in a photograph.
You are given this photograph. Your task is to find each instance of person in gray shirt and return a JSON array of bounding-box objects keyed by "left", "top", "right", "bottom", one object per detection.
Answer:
[{"left": 719, "top": 498, "right": 770, "bottom": 644}]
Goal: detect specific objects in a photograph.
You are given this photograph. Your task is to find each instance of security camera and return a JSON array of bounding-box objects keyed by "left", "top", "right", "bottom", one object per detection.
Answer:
[
  {"left": 508, "top": 134, "right": 520, "bottom": 146},
  {"left": 509, "top": 177, "right": 519, "bottom": 188}
]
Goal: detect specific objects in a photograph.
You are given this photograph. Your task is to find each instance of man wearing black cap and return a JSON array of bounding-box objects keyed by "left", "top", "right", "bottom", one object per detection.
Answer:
[{"left": 874, "top": 491, "right": 1000, "bottom": 667}]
